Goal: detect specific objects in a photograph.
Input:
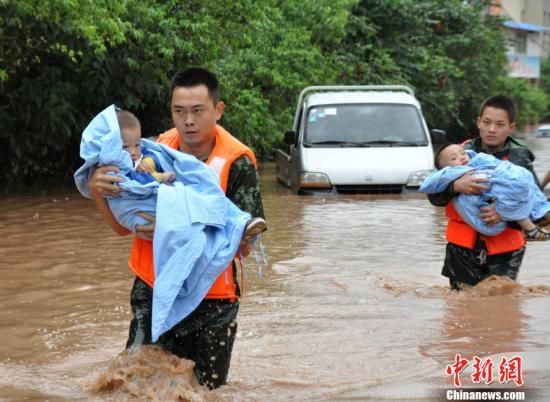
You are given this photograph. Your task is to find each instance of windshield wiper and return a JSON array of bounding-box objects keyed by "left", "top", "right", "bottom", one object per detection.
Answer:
[
  {"left": 305, "top": 140, "right": 427, "bottom": 147},
  {"left": 359, "top": 140, "right": 427, "bottom": 147},
  {"left": 306, "top": 140, "right": 371, "bottom": 147}
]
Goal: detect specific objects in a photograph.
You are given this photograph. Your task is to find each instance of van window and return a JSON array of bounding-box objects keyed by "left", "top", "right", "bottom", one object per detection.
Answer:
[{"left": 304, "top": 104, "right": 428, "bottom": 146}]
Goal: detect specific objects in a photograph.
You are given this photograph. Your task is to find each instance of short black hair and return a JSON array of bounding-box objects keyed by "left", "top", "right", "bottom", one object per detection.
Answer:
[
  {"left": 434, "top": 143, "right": 455, "bottom": 170},
  {"left": 168, "top": 67, "right": 220, "bottom": 104},
  {"left": 479, "top": 95, "right": 517, "bottom": 123}
]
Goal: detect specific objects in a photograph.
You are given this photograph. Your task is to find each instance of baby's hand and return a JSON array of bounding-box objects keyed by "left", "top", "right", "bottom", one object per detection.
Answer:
[
  {"left": 137, "top": 161, "right": 154, "bottom": 173},
  {"left": 162, "top": 171, "right": 176, "bottom": 184}
]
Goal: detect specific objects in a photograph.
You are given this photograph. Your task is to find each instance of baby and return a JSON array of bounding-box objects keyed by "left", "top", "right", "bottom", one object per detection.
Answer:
[
  {"left": 117, "top": 109, "right": 176, "bottom": 185},
  {"left": 435, "top": 143, "right": 550, "bottom": 241}
]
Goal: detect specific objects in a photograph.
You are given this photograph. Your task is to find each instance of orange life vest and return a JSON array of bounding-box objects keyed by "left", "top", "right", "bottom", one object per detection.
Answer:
[
  {"left": 445, "top": 203, "right": 525, "bottom": 255},
  {"left": 128, "top": 125, "right": 257, "bottom": 300}
]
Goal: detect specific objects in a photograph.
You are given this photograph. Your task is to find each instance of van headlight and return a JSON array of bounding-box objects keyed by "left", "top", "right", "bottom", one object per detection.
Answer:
[
  {"left": 300, "top": 172, "right": 331, "bottom": 188},
  {"left": 406, "top": 170, "right": 434, "bottom": 187}
]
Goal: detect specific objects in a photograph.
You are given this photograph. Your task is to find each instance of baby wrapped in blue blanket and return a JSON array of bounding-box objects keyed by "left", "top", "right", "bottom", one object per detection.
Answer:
[
  {"left": 74, "top": 105, "right": 266, "bottom": 341},
  {"left": 419, "top": 143, "right": 550, "bottom": 240}
]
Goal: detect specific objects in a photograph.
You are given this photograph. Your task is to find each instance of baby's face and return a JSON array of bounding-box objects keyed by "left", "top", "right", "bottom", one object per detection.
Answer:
[
  {"left": 440, "top": 144, "right": 470, "bottom": 167},
  {"left": 121, "top": 127, "right": 142, "bottom": 162}
]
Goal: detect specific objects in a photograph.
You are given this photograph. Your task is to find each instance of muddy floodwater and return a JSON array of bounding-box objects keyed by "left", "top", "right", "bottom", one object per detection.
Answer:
[{"left": 1, "top": 136, "right": 550, "bottom": 401}]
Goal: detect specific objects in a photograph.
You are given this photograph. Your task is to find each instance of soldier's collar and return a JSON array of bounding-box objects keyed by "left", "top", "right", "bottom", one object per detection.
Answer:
[{"left": 196, "top": 139, "right": 216, "bottom": 162}]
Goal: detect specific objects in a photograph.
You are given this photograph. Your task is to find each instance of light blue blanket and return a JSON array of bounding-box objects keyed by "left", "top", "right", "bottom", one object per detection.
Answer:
[
  {"left": 74, "top": 105, "right": 250, "bottom": 341},
  {"left": 419, "top": 151, "right": 550, "bottom": 236}
]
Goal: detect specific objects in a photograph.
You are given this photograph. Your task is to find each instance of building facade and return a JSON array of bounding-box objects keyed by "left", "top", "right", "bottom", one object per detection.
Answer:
[{"left": 490, "top": 0, "right": 550, "bottom": 79}]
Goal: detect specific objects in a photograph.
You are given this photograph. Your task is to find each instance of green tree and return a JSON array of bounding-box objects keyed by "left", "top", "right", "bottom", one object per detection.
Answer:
[
  {"left": 0, "top": 0, "right": 130, "bottom": 187},
  {"left": 538, "top": 57, "right": 550, "bottom": 122},
  {"left": 0, "top": 0, "right": 533, "bottom": 189},
  {"left": 338, "top": 0, "right": 508, "bottom": 141},
  {"left": 0, "top": 0, "right": 356, "bottom": 188},
  {"left": 495, "top": 76, "right": 549, "bottom": 130},
  {"left": 168, "top": 0, "right": 356, "bottom": 157}
]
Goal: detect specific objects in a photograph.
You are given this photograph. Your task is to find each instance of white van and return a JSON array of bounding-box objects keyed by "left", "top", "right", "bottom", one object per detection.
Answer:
[{"left": 276, "top": 85, "right": 442, "bottom": 194}]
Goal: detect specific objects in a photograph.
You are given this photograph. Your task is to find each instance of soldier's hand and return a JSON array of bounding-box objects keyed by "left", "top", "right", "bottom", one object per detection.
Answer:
[
  {"left": 88, "top": 165, "right": 123, "bottom": 198},
  {"left": 480, "top": 203, "right": 501, "bottom": 226},
  {"left": 135, "top": 212, "right": 156, "bottom": 240},
  {"left": 453, "top": 171, "right": 489, "bottom": 195}
]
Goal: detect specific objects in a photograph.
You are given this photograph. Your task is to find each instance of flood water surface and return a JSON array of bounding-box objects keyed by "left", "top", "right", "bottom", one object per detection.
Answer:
[{"left": 1, "top": 136, "right": 550, "bottom": 401}]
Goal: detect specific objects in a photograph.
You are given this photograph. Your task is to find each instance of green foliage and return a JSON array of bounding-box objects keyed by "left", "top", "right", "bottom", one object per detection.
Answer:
[
  {"left": 338, "top": 0, "right": 508, "bottom": 142},
  {"left": 541, "top": 58, "right": 550, "bottom": 91},
  {"left": 495, "top": 76, "right": 549, "bottom": 129},
  {"left": 1, "top": 0, "right": 356, "bottom": 188},
  {"left": 0, "top": 0, "right": 131, "bottom": 187},
  {"left": 0, "top": 0, "right": 540, "bottom": 189},
  {"left": 539, "top": 57, "right": 550, "bottom": 122},
  {"left": 212, "top": 0, "right": 356, "bottom": 157}
]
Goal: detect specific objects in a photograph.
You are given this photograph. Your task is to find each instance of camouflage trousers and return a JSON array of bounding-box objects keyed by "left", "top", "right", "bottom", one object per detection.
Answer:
[
  {"left": 126, "top": 276, "right": 239, "bottom": 389},
  {"left": 441, "top": 242, "right": 525, "bottom": 289}
]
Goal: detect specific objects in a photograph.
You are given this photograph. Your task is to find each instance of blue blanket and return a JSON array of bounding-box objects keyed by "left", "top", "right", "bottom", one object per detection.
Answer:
[
  {"left": 74, "top": 105, "right": 250, "bottom": 341},
  {"left": 419, "top": 151, "right": 550, "bottom": 236}
]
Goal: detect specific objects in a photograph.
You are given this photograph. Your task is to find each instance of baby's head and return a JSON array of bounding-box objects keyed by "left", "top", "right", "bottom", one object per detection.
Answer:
[
  {"left": 435, "top": 143, "right": 470, "bottom": 169},
  {"left": 116, "top": 109, "right": 142, "bottom": 163}
]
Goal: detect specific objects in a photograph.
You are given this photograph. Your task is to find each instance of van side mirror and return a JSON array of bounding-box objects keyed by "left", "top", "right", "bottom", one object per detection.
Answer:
[
  {"left": 431, "top": 129, "right": 446, "bottom": 146},
  {"left": 284, "top": 130, "right": 297, "bottom": 145}
]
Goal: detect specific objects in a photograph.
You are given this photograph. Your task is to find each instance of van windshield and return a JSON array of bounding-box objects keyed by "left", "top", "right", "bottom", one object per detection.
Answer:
[{"left": 303, "top": 104, "right": 428, "bottom": 147}]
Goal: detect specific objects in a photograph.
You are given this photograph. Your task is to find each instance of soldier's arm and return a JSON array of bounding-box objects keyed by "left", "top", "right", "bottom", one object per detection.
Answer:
[
  {"left": 427, "top": 183, "right": 454, "bottom": 207},
  {"left": 88, "top": 166, "right": 131, "bottom": 236},
  {"left": 226, "top": 155, "right": 265, "bottom": 219},
  {"left": 542, "top": 170, "right": 550, "bottom": 190},
  {"left": 427, "top": 171, "right": 488, "bottom": 207}
]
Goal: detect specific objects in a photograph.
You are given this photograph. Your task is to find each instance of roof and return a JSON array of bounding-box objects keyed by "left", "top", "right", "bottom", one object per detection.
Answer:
[
  {"left": 502, "top": 20, "right": 550, "bottom": 33},
  {"left": 304, "top": 91, "right": 420, "bottom": 108}
]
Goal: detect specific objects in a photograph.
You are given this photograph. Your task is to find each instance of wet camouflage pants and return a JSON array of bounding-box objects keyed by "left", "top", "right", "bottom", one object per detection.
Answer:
[
  {"left": 441, "top": 242, "right": 525, "bottom": 289},
  {"left": 126, "top": 276, "right": 239, "bottom": 389}
]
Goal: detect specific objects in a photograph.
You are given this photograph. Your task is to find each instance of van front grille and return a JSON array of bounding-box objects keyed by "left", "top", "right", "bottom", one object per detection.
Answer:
[{"left": 334, "top": 184, "right": 403, "bottom": 194}]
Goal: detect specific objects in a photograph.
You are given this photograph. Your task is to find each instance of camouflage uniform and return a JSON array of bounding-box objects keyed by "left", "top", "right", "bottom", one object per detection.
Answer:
[
  {"left": 126, "top": 155, "right": 265, "bottom": 389},
  {"left": 428, "top": 136, "right": 532, "bottom": 289}
]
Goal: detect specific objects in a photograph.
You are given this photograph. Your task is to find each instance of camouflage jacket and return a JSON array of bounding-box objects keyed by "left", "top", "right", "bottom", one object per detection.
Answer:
[
  {"left": 428, "top": 136, "right": 540, "bottom": 207},
  {"left": 226, "top": 155, "right": 265, "bottom": 219}
]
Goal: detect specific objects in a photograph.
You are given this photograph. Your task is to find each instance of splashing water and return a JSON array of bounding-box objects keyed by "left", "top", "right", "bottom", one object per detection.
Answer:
[{"left": 89, "top": 345, "right": 212, "bottom": 402}]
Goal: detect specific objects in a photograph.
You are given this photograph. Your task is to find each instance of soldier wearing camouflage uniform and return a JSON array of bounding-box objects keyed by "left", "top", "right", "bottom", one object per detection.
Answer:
[
  {"left": 427, "top": 95, "right": 548, "bottom": 289},
  {"left": 88, "top": 67, "right": 265, "bottom": 389},
  {"left": 126, "top": 153, "right": 264, "bottom": 389}
]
